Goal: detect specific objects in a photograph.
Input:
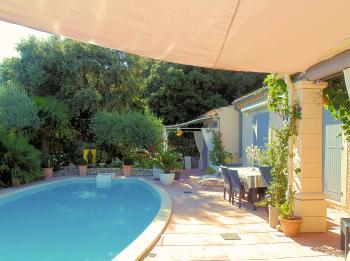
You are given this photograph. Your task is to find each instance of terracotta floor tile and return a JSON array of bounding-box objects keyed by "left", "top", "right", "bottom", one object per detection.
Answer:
[{"left": 144, "top": 170, "right": 343, "bottom": 261}]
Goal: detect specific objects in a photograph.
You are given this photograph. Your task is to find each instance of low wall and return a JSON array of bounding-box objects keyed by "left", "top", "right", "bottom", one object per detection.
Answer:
[{"left": 54, "top": 166, "right": 153, "bottom": 176}]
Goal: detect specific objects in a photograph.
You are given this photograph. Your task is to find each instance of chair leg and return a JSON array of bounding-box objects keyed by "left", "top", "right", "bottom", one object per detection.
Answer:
[
  {"left": 224, "top": 187, "right": 226, "bottom": 200},
  {"left": 346, "top": 230, "right": 349, "bottom": 258},
  {"left": 231, "top": 190, "right": 234, "bottom": 205},
  {"left": 238, "top": 190, "right": 242, "bottom": 209}
]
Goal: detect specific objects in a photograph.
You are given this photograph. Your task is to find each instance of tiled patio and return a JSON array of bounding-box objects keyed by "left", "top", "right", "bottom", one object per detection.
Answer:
[{"left": 146, "top": 170, "right": 344, "bottom": 261}]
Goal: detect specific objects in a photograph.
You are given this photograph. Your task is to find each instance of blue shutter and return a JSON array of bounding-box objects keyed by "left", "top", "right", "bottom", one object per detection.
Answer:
[
  {"left": 252, "top": 112, "right": 269, "bottom": 149},
  {"left": 323, "top": 109, "right": 342, "bottom": 202}
]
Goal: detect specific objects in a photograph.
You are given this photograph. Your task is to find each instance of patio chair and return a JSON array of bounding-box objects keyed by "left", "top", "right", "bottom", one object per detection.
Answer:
[
  {"left": 197, "top": 167, "right": 224, "bottom": 190},
  {"left": 259, "top": 166, "right": 272, "bottom": 188},
  {"left": 227, "top": 169, "right": 244, "bottom": 209},
  {"left": 259, "top": 166, "right": 272, "bottom": 200},
  {"left": 221, "top": 167, "right": 232, "bottom": 202}
]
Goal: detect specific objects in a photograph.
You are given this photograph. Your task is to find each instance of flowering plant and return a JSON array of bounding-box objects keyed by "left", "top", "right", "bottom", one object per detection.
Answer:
[{"left": 245, "top": 145, "right": 260, "bottom": 167}]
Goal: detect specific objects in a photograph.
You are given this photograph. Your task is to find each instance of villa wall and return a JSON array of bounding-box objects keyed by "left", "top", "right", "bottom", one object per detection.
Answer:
[
  {"left": 218, "top": 106, "right": 240, "bottom": 160},
  {"left": 241, "top": 105, "right": 283, "bottom": 164}
]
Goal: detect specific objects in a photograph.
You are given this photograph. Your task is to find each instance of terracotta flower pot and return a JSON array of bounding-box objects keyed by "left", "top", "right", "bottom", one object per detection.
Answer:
[
  {"left": 279, "top": 217, "right": 302, "bottom": 237},
  {"left": 78, "top": 165, "right": 87, "bottom": 176},
  {"left": 43, "top": 167, "right": 53, "bottom": 179},
  {"left": 123, "top": 165, "right": 133, "bottom": 176}
]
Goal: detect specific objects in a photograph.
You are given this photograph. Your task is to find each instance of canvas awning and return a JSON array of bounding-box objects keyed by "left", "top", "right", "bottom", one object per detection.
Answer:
[{"left": 0, "top": 0, "right": 349, "bottom": 73}]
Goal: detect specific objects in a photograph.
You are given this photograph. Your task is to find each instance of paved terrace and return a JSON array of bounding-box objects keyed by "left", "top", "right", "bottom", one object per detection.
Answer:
[{"left": 146, "top": 170, "right": 344, "bottom": 261}]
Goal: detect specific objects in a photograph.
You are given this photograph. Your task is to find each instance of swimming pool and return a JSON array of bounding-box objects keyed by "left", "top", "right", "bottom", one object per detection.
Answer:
[{"left": 0, "top": 178, "right": 171, "bottom": 261}]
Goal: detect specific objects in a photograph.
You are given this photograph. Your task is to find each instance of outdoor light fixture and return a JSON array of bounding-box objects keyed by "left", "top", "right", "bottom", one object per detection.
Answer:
[{"left": 176, "top": 128, "right": 183, "bottom": 137}]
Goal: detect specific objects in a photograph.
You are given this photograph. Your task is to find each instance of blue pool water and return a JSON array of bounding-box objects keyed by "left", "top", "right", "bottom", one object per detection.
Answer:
[{"left": 0, "top": 179, "right": 161, "bottom": 261}]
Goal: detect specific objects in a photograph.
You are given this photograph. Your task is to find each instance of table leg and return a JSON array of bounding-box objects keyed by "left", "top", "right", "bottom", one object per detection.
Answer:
[{"left": 251, "top": 188, "right": 257, "bottom": 210}]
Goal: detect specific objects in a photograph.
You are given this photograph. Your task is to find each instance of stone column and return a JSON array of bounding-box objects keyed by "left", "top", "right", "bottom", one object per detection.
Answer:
[{"left": 292, "top": 80, "right": 327, "bottom": 233}]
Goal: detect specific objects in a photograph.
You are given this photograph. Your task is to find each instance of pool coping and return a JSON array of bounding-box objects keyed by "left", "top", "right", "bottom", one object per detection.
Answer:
[
  {"left": 113, "top": 177, "right": 172, "bottom": 261},
  {"left": 0, "top": 176, "right": 172, "bottom": 261}
]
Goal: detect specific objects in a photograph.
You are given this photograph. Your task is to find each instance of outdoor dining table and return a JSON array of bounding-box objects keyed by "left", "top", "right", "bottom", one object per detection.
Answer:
[{"left": 227, "top": 167, "right": 267, "bottom": 210}]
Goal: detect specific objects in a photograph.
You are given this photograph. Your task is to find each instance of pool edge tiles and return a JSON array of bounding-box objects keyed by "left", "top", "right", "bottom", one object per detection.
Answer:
[{"left": 113, "top": 178, "right": 172, "bottom": 261}]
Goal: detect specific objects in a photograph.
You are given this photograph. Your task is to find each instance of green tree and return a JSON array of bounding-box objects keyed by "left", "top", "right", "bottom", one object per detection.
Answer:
[
  {"left": 144, "top": 61, "right": 265, "bottom": 125},
  {"left": 0, "top": 36, "right": 147, "bottom": 141},
  {"left": 91, "top": 111, "right": 163, "bottom": 162},
  {"left": 0, "top": 85, "right": 40, "bottom": 132}
]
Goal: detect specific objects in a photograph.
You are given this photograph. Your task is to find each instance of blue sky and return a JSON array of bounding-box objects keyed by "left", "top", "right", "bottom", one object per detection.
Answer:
[{"left": 0, "top": 20, "right": 50, "bottom": 61}]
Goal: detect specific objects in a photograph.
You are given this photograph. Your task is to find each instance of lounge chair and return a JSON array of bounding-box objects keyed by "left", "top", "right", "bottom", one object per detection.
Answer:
[
  {"left": 227, "top": 169, "right": 245, "bottom": 209},
  {"left": 197, "top": 167, "right": 224, "bottom": 189}
]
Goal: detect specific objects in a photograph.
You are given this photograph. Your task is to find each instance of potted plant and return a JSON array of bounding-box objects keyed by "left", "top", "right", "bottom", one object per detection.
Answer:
[
  {"left": 209, "top": 130, "right": 230, "bottom": 168},
  {"left": 122, "top": 154, "right": 135, "bottom": 177},
  {"left": 154, "top": 150, "right": 183, "bottom": 185},
  {"left": 278, "top": 187, "right": 302, "bottom": 237},
  {"left": 77, "top": 158, "right": 88, "bottom": 176},
  {"left": 42, "top": 154, "right": 53, "bottom": 179},
  {"left": 256, "top": 126, "right": 289, "bottom": 228}
]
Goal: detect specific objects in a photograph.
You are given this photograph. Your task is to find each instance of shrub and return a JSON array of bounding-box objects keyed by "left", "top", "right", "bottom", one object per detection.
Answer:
[
  {"left": 33, "top": 96, "right": 75, "bottom": 154},
  {"left": 0, "top": 85, "right": 40, "bottom": 132},
  {"left": 153, "top": 150, "right": 183, "bottom": 173},
  {"left": 257, "top": 126, "right": 289, "bottom": 207},
  {"left": 209, "top": 130, "right": 231, "bottom": 165},
  {"left": 0, "top": 130, "right": 42, "bottom": 186},
  {"left": 91, "top": 111, "right": 163, "bottom": 161},
  {"left": 77, "top": 158, "right": 87, "bottom": 166}
]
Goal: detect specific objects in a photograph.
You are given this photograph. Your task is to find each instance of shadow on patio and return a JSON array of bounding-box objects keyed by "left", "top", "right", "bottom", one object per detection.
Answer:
[{"left": 145, "top": 169, "right": 343, "bottom": 260}]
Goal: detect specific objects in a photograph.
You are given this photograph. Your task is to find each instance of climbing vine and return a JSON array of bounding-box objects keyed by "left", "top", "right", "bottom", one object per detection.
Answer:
[
  {"left": 324, "top": 76, "right": 350, "bottom": 141},
  {"left": 256, "top": 73, "right": 301, "bottom": 208}
]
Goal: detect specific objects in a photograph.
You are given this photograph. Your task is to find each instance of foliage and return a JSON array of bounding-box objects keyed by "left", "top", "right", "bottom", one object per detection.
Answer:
[
  {"left": 91, "top": 111, "right": 164, "bottom": 161},
  {"left": 0, "top": 36, "right": 147, "bottom": 142},
  {"left": 144, "top": 61, "right": 265, "bottom": 125},
  {"left": 153, "top": 150, "right": 183, "bottom": 173},
  {"left": 261, "top": 73, "right": 302, "bottom": 208},
  {"left": 50, "top": 150, "right": 71, "bottom": 170},
  {"left": 97, "top": 150, "right": 108, "bottom": 163},
  {"left": 167, "top": 132, "right": 199, "bottom": 157},
  {"left": 135, "top": 156, "right": 155, "bottom": 169},
  {"left": 206, "top": 166, "right": 216, "bottom": 174},
  {"left": 77, "top": 158, "right": 87, "bottom": 166},
  {"left": 265, "top": 73, "right": 289, "bottom": 120},
  {"left": 32, "top": 96, "right": 75, "bottom": 153},
  {"left": 257, "top": 126, "right": 290, "bottom": 207},
  {"left": 279, "top": 187, "right": 296, "bottom": 220},
  {"left": 41, "top": 154, "right": 52, "bottom": 168},
  {"left": 209, "top": 130, "right": 230, "bottom": 165},
  {"left": 245, "top": 145, "right": 260, "bottom": 167},
  {"left": 324, "top": 76, "right": 350, "bottom": 141},
  {"left": 0, "top": 130, "right": 42, "bottom": 186},
  {"left": 0, "top": 84, "right": 40, "bottom": 133}
]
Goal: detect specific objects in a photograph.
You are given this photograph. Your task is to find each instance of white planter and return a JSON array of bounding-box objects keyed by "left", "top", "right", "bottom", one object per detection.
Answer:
[
  {"left": 184, "top": 156, "right": 191, "bottom": 170},
  {"left": 160, "top": 173, "right": 175, "bottom": 185},
  {"left": 269, "top": 205, "right": 280, "bottom": 228}
]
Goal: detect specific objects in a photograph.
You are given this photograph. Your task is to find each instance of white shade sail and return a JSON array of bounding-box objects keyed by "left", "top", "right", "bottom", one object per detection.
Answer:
[{"left": 0, "top": 0, "right": 349, "bottom": 73}]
